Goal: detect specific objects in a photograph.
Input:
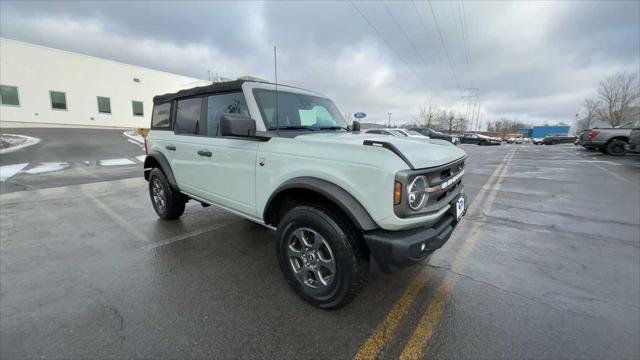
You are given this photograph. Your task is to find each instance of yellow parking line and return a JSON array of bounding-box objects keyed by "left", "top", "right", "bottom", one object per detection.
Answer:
[
  {"left": 353, "top": 149, "right": 515, "bottom": 360},
  {"left": 353, "top": 273, "right": 430, "bottom": 360},
  {"left": 398, "top": 148, "right": 517, "bottom": 360}
]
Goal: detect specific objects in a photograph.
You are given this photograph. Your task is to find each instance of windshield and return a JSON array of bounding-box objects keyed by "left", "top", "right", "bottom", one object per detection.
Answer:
[
  {"left": 406, "top": 130, "right": 424, "bottom": 136},
  {"left": 253, "top": 89, "right": 348, "bottom": 130}
]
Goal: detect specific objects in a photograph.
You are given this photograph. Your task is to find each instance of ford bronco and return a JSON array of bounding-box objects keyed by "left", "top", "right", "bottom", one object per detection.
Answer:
[{"left": 144, "top": 80, "right": 467, "bottom": 308}]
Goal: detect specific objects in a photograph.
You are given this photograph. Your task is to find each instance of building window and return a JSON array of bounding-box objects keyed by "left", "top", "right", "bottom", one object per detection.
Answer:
[
  {"left": 132, "top": 101, "right": 144, "bottom": 116},
  {"left": 50, "top": 91, "right": 67, "bottom": 110},
  {"left": 97, "top": 96, "right": 111, "bottom": 114},
  {"left": 0, "top": 85, "right": 20, "bottom": 106}
]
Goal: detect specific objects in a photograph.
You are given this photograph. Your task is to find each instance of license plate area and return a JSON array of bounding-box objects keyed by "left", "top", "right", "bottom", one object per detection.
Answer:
[{"left": 452, "top": 194, "right": 465, "bottom": 221}]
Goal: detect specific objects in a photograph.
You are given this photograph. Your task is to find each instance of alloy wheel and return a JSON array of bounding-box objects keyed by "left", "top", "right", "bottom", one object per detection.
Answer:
[
  {"left": 286, "top": 227, "right": 336, "bottom": 290},
  {"left": 152, "top": 178, "right": 166, "bottom": 212}
]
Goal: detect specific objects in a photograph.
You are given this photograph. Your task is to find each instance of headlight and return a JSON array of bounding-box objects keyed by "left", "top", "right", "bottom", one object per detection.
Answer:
[{"left": 407, "top": 176, "right": 428, "bottom": 210}]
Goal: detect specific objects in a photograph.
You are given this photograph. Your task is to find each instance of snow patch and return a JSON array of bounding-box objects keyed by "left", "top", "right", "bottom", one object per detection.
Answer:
[
  {"left": 99, "top": 158, "right": 136, "bottom": 166},
  {"left": 24, "top": 162, "right": 69, "bottom": 174},
  {"left": 0, "top": 134, "right": 41, "bottom": 154},
  {"left": 123, "top": 130, "right": 145, "bottom": 144},
  {"left": 0, "top": 163, "right": 29, "bottom": 181}
]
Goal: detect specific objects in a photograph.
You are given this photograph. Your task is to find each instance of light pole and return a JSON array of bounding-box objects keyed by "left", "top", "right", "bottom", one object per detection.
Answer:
[{"left": 387, "top": 112, "right": 392, "bottom": 127}]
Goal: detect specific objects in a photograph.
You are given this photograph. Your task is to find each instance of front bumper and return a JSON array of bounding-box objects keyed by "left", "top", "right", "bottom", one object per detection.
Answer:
[{"left": 364, "top": 193, "right": 466, "bottom": 273}]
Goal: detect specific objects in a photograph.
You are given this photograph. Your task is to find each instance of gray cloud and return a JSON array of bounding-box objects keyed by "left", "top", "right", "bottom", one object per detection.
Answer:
[{"left": 1, "top": 0, "right": 638, "bottom": 126}]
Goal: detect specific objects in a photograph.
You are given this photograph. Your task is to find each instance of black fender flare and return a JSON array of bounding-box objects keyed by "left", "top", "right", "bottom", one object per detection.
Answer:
[
  {"left": 264, "top": 177, "right": 378, "bottom": 231},
  {"left": 143, "top": 151, "right": 179, "bottom": 190}
]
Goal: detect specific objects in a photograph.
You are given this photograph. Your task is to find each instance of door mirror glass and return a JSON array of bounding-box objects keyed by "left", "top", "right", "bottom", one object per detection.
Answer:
[{"left": 220, "top": 113, "right": 257, "bottom": 137}]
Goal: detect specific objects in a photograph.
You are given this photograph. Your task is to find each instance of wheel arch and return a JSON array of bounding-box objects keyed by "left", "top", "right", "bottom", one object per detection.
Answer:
[
  {"left": 264, "top": 177, "right": 378, "bottom": 231},
  {"left": 143, "top": 151, "right": 179, "bottom": 190},
  {"left": 606, "top": 136, "right": 629, "bottom": 144}
]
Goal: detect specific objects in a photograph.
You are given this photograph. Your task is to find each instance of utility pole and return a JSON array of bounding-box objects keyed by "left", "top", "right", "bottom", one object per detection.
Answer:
[{"left": 387, "top": 113, "right": 392, "bottom": 127}]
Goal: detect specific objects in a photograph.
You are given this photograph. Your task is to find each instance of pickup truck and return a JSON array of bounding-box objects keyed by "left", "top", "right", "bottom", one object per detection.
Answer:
[
  {"left": 584, "top": 128, "right": 633, "bottom": 156},
  {"left": 143, "top": 79, "right": 467, "bottom": 308}
]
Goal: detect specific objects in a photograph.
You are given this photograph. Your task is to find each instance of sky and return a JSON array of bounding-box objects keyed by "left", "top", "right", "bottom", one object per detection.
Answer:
[{"left": 1, "top": 0, "right": 638, "bottom": 127}]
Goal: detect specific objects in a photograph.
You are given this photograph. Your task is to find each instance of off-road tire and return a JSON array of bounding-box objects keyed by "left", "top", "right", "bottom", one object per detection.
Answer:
[
  {"left": 276, "top": 205, "right": 369, "bottom": 309},
  {"left": 604, "top": 139, "right": 628, "bottom": 156},
  {"left": 148, "top": 168, "right": 185, "bottom": 220}
]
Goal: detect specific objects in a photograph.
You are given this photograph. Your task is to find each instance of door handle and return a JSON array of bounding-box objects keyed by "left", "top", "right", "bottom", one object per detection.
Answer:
[
  {"left": 166, "top": 145, "right": 176, "bottom": 151},
  {"left": 197, "top": 150, "right": 212, "bottom": 157}
]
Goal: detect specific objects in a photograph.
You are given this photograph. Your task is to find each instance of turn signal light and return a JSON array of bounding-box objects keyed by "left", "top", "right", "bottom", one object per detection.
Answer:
[{"left": 394, "top": 181, "right": 402, "bottom": 205}]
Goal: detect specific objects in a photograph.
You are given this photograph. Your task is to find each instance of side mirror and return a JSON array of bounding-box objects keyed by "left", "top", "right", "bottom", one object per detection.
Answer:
[
  {"left": 352, "top": 120, "right": 361, "bottom": 132},
  {"left": 220, "top": 113, "right": 256, "bottom": 137}
]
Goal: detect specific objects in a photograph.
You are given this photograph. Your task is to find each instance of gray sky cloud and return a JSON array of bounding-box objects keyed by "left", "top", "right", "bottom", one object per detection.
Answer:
[{"left": 1, "top": 0, "right": 638, "bottom": 126}]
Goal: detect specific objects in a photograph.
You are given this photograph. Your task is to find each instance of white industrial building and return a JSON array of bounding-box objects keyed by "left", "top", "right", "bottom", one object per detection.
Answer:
[{"left": 0, "top": 38, "right": 206, "bottom": 129}]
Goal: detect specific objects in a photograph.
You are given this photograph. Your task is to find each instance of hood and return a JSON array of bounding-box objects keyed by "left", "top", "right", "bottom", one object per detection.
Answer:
[{"left": 294, "top": 132, "right": 466, "bottom": 169}]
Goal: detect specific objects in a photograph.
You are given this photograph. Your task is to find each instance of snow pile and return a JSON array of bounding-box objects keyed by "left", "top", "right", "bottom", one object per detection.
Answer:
[
  {"left": 123, "top": 130, "right": 145, "bottom": 144},
  {"left": 0, "top": 134, "right": 41, "bottom": 154}
]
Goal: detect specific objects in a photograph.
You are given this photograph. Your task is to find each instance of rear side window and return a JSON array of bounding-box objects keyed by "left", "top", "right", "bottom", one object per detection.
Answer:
[
  {"left": 151, "top": 102, "right": 171, "bottom": 129},
  {"left": 174, "top": 97, "right": 203, "bottom": 135}
]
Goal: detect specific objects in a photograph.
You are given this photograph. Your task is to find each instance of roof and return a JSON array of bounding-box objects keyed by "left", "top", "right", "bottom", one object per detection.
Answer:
[
  {"left": 153, "top": 79, "right": 258, "bottom": 103},
  {"left": 152, "top": 79, "right": 324, "bottom": 103}
]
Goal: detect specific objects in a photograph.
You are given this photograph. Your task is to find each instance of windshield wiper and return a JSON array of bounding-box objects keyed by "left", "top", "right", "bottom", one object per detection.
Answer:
[
  {"left": 319, "top": 126, "right": 348, "bottom": 131},
  {"left": 269, "top": 126, "right": 317, "bottom": 131}
]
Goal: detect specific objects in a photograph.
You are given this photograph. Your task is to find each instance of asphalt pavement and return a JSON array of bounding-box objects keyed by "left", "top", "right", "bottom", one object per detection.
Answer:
[
  {"left": 1, "top": 128, "right": 144, "bottom": 193},
  {"left": 1, "top": 143, "right": 639, "bottom": 359}
]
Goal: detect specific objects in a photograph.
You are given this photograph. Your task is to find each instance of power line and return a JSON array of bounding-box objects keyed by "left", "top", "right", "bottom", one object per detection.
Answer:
[
  {"left": 411, "top": 0, "right": 445, "bottom": 67},
  {"left": 380, "top": 1, "right": 433, "bottom": 82},
  {"left": 426, "top": 0, "right": 463, "bottom": 92},
  {"left": 456, "top": 0, "right": 472, "bottom": 87},
  {"left": 349, "top": 1, "right": 428, "bottom": 87}
]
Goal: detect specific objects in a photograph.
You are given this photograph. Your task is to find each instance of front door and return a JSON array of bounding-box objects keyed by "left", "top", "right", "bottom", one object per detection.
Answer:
[{"left": 172, "top": 92, "right": 258, "bottom": 218}]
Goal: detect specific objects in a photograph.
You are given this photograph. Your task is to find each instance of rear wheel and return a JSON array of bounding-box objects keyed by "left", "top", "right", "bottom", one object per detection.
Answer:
[
  {"left": 148, "top": 168, "right": 185, "bottom": 220},
  {"left": 276, "top": 205, "right": 369, "bottom": 309},
  {"left": 604, "top": 140, "right": 628, "bottom": 156}
]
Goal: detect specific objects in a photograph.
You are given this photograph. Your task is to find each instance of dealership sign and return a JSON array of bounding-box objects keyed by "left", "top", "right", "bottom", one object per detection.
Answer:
[{"left": 353, "top": 112, "right": 367, "bottom": 119}]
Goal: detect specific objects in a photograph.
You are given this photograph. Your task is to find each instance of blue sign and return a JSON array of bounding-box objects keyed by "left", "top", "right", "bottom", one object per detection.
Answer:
[{"left": 354, "top": 112, "right": 367, "bottom": 119}]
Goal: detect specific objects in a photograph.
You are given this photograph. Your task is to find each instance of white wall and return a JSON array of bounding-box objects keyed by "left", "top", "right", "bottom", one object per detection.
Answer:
[{"left": 0, "top": 38, "right": 204, "bottom": 128}]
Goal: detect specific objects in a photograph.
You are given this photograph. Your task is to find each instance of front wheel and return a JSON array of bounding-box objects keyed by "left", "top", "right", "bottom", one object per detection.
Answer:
[{"left": 276, "top": 205, "right": 369, "bottom": 309}]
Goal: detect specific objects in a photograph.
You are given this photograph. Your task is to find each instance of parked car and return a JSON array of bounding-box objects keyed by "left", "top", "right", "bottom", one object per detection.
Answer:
[
  {"left": 584, "top": 127, "right": 633, "bottom": 156},
  {"left": 363, "top": 128, "right": 425, "bottom": 138},
  {"left": 505, "top": 137, "right": 523, "bottom": 144},
  {"left": 626, "top": 128, "right": 640, "bottom": 154},
  {"left": 459, "top": 133, "right": 501, "bottom": 145},
  {"left": 542, "top": 134, "right": 577, "bottom": 145},
  {"left": 144, "top": 80, "right": 468, "bottom": 308},
  {"left": 532, "top": 137, "right": 544, "bottom": 145},
  {"left": 410, "top": 128, "right": 460, "bottom": 144}
]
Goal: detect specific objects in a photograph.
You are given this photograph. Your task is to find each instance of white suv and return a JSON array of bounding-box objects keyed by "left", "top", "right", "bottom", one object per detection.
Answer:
[{"left": 144, "top": 80, "right": 467, "bottom": 308}]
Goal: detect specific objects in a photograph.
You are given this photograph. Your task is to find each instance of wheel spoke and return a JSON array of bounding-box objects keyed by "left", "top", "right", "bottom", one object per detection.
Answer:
[
  {"left": 314, "top": 268, "right": 330, "bottom": 288},
  {"left": 318, "top": 257, "right": 335, "bottom": 274}
]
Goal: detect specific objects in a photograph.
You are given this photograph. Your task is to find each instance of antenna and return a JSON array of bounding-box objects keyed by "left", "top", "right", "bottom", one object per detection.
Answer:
[{"left": 274, "top": 45, "right": 279, "bottom": 136}]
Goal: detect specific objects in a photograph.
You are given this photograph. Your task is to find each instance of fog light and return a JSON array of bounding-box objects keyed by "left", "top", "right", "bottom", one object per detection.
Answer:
[{"left": 420, "top": 243, "right": 426, "bottom": 251}]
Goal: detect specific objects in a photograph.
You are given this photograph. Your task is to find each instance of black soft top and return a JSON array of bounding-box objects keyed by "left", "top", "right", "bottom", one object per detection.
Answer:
[{"left": 153, "top": 79, "right": 265, "bottom": 104}]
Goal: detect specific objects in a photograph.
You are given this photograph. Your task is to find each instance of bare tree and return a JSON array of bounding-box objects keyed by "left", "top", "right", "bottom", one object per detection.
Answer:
[
  {"left": 597, "top": 72, "right": 640, "bottom": 127},
  {"left": 437, "top": 110, "right": 457, "bottom": 133},
  {"left": 454, "top": 116, "right": 469, "bottom": 132},
  {"left": 413, "top": 102, "right": 441, "bottom": 128},
  {"left": 579, "top": 98, "right": 602, "bottom": 130}
]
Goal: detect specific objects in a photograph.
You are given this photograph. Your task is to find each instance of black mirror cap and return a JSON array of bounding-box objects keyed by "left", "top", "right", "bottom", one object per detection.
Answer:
[
  {"left": 352, "top": 120, "right": 361, "bottom": 132},
  {"left": 220, "top": 113, "right": 256, "bottom": 137}
]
